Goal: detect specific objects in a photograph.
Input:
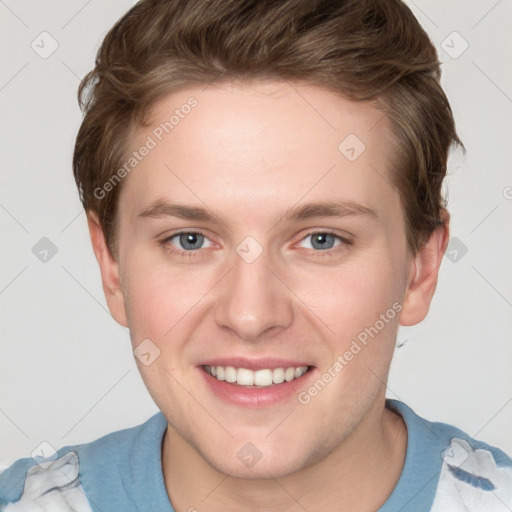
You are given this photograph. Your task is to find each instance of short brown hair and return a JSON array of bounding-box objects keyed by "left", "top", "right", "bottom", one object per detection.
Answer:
[{"left": 73, "top": 0, "right": 463, "bottom": 255}]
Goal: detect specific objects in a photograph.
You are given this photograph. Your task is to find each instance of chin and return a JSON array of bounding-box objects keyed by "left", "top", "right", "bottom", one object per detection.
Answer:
[
  {"left": 198, "top": 433, "right": 321, "bottom": 480},
  {"left": 210, "top": 451, "right": 305, "bottom": 480}
]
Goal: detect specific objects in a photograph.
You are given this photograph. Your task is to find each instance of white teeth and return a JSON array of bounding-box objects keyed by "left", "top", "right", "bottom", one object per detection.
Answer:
[
  {"left": 237, "top": 368, "right": 254, "bottom": 386},
  {"left": 225, "top": 366, "right": 237, "bottom": 383},
  {"left": 205, "top": 365, "right": 308, "bottom": 387},
  {"left": 254, "top": 369, "right": 273, "bottom": 386},
  {"left": 272, "top": 367, "right": 285, "bottom": 384},
  {"left": 295, "top": 367, "right": 307, "bottom": 378},
  {"left": 284, "top": 367, "right": 295, "bottom": 382}
]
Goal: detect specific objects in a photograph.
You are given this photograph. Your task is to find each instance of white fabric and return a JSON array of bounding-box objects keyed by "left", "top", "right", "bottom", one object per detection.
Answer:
[
  {"left": 4, "top": 452, "right": 93, "bottom": 512},
  {"left": 431, "top": 438, "right": 512, "bottom": 511}
]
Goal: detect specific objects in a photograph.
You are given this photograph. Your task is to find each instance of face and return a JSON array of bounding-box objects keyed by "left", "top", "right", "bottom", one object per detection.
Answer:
[{"left": 92, "top": 81, "right": 439, "bottom": 479}]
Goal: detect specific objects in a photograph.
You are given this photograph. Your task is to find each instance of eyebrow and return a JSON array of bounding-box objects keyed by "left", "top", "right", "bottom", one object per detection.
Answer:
[{"left": 138, "top": 199, "right": 377, "bottom": 223}]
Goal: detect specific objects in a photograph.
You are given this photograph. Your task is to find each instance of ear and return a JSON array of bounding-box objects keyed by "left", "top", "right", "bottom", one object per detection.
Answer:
[
  {"left": 86, "top": 210, "right": 128, "bottom": 327},
  {"left": 400, "top": 209, "right": 450, "bottom": 326}
]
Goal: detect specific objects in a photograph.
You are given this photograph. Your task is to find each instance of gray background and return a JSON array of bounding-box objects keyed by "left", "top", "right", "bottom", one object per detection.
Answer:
[{"left": 1, "top": 0, "right": 511, "bottom": 468}]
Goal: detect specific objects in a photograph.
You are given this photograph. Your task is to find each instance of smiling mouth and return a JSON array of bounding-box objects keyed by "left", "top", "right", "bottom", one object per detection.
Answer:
[{"left": 202, "top": 365, "right": 311, "bottom": 388}]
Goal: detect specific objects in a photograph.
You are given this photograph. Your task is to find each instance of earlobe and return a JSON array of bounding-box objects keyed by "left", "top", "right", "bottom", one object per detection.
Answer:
[
  {"left": 86, "top": 211, "right": 128, "bottom": 327},
  {"left": 399, "top": 210, "right": 450, "bottom": 326}
]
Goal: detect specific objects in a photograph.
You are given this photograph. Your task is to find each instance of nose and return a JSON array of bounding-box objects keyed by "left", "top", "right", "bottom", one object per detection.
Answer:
[{"left": 214, "top": 244, "right": 294, "bottom": 342}]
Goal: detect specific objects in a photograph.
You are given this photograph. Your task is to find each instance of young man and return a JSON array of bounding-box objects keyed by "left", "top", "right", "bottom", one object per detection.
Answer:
[{"left": 1, "top": 0, "right": 511, "bottom": 510}]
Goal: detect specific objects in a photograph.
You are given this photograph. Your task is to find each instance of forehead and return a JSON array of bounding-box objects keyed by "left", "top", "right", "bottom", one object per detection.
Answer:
[{"left": 121, "top": 81, "right": 398, "bottom": 221}]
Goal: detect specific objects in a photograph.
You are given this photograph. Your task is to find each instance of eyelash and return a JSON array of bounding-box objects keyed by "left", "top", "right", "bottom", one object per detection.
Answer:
[
  {"left": 160, "top": 230, "right": 352, "bottom": 258},
  {"left": 298, "top": 230, "right": 352, "bottom": 258}
]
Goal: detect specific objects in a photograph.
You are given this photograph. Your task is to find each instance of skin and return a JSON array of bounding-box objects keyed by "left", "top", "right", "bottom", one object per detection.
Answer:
[{"left": 88, "top": 81, "right": 449, "bottom": 511}]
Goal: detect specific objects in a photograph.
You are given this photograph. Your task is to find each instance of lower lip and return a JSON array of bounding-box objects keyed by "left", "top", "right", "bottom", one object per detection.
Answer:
[{"left": 198, "top": 367, "right": 315, "bottom": 407}]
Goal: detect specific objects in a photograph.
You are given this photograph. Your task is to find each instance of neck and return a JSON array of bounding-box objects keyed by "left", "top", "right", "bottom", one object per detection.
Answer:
[{"left": 162, "top": 398, "right": 407, "bottom": 512}]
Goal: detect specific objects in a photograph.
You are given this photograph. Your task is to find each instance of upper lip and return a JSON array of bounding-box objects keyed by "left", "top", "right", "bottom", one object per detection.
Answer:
[{"left": 199, "top": 357, "right": 312, "bottom": 371}]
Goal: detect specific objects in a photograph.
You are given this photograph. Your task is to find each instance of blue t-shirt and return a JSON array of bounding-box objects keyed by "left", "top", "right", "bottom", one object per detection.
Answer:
[{"left": 1, "top": 399, "right": 511, "bottom": 511}]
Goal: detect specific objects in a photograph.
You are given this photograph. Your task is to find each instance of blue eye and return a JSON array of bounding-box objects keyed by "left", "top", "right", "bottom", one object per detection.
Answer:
[
  {"left": 299, "top": 232, "right": 349, "bottom": 251},
  {"left": 165, "top": 232, "right": 212, "bottom": 252},
  {"left": 161, "top": 230, "right": 350, "bottom": 259}
]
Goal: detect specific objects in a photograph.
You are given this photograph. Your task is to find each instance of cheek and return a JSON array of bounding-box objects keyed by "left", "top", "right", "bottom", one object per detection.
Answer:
[
  {"left": 296, "top": 254, "right": 404, "bottom": 335},
  {"left": 294, "top": 265, "right": 402, "bottom": 418},
  {"left": 294, "top": 250, "right": 405, "bottom": 396},
  {"left": 121, "top": 256, "right": 210, "bottom": 340},
  {"left": 120, "top": 259, "right": 206, "bottom": 412},
  {"left": 120, "top": 256, "right": 226, "bottom": 401}
]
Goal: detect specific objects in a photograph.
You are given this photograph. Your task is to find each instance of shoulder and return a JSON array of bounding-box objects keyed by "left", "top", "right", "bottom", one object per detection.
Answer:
[
  {"left": 387, "top": 399, "right": 512, "bottom": 512},
  {"left": 0, "top": 413, "right": 167, "bottom": 511}
]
